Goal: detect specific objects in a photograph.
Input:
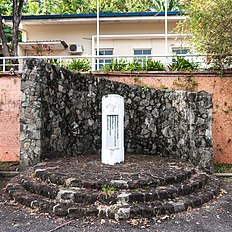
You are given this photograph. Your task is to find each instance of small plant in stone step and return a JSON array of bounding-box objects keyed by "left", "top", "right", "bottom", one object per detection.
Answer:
[
  {"left": 101, "top": 184, "right": 116, "bottom": 196},
  {"left": 141, "top": 85, "right": 149, "bottom": 93}
]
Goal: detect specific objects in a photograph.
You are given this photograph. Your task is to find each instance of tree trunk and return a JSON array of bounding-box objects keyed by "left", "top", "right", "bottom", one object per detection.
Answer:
[
  {"left": 0, "top": 0, "right": 24, "bottom": 57},
  {"left": 0, "top": 14, "right": 11, "bottom": 57},
  {"left": 12, "top": 0, "right": 24, "bottom": 56}
]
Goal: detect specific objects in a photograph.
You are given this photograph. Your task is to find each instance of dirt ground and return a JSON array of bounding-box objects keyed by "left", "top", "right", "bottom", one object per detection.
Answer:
[{"left": 0, "top": 176, "right": 232, "bottom": 232}]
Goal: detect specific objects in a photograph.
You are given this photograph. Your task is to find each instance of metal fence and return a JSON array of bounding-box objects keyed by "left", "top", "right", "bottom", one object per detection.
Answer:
[{"left": 0, "top": 54, "right": 227, "bottom": 73}]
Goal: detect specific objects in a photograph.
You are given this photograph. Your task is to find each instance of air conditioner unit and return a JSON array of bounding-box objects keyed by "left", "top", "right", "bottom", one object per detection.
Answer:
[{"left": 68, "top": 44, "right": 84, "bottom": 54}]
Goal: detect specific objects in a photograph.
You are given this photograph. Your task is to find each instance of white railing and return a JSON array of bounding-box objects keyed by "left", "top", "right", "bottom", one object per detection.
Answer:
[{"left": 0, "top": 54, "right": 225, "bottom": 72}]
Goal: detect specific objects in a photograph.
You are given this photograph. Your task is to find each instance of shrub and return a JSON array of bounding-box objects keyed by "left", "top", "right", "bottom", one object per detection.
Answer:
[
  {"left": 144, "top": 59, "right": 166, "bottom": 71},
  {"left": 102, "top": 59, "right": 144, "bottom": 71},
  {"left": 168, "top": 56, "right": 198, "bottom": 71},
  {"left": 101, "top": 59, "right": 127, "bottom": 71},
  {"left": 125, "top": 60, "right": 143, "bottom": 71},
  {"left": 67, "top": 59, "right": 91, "bottom": 72}
]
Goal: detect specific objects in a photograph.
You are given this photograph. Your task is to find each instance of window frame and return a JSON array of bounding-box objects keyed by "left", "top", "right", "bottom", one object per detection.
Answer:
[
  {"left": 133, "top": 49, "right": 152, "bottom": 65},
  {"left": 172, "top": 47, "right": 191, "bottom": 55},
  {"left": 133, "top": 49, "right": 152, "bottom": 56},
  {"left": 171, "top": 47, "right": 191, "bottom": 62},
  {"left": 95, "top": 48, "right": 113, "bottom": 70}
]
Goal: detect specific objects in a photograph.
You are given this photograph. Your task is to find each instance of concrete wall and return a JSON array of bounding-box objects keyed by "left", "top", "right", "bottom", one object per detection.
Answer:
[
  {"left": 0, "top": 73, "right": 21, "bottom": 162},
  {"left": 20, "top": 59, "right": 213, "bottom": 172}
]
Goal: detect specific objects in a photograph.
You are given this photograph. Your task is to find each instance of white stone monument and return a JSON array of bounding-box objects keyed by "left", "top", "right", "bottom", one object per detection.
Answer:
[{"left": 102, "top": 94, "right": 124, "bottom": 165}]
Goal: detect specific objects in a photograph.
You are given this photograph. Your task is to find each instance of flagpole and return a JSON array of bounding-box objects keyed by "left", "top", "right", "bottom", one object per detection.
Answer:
[
  {"left": 165, "top": 0, "right": 168, "bottom": 55},
  {"left": 97, "top": 0, "right": 100, "bottom": 70}
]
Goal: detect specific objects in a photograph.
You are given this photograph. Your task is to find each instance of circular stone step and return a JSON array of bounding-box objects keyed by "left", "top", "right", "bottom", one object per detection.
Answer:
[
  {"left": 19, "top": 173, "right": 208, "bottom": 204},
  {"left": 33, "top": 155, "right": 194, "bottom": 189},
  {"left": 6, "top": 175, "right": 220, "bottom": 219},
  {"left": 6, "top": 155, "right": 220, "bottom": 219}
]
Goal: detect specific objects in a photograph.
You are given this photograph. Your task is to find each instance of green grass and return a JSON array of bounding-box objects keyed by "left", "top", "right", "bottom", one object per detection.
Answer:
[
  {"left": 0, "top": 162, "right": 19, "bottom": 171},
  {"left": 214, "top": 164, "right": 232, "bottom": 173},
  {"left": 101, "top": 185, "right": 116, "bottom": 195}
]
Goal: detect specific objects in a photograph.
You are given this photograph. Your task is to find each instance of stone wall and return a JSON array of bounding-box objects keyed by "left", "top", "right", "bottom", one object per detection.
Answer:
[
  {"left": 94, "top": 71, "right": 232, "bottom": 165},
  {"left": 20, "top": 59, "right": 213, "bottom": 172}
]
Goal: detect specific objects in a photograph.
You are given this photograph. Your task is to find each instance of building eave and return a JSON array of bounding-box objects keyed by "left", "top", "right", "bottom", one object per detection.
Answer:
[
  {"left": 18, "top": 40, "right": 68, "bottom": 51},
  {"left": 3, "top": 11, "right": 185, "bottom": 25}
]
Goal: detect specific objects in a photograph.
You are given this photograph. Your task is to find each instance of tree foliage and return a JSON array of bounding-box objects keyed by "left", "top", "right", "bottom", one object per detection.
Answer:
[
  {"left": 180, "top": 0, "right": 232, "bottom": 68},
  {"left": 0, "top": 0, "right": 12, "bottom": 15},
  {"left": 21, "top": 0, "right": 183, "bottom": 15},
  {"left": 150, "top": 0, "right": 184, "bottom": 12}
]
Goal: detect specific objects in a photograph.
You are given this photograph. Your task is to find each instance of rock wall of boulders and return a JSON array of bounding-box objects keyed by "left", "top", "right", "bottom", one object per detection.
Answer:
[{"left": 20, "top": 59, "right": 213, "bottom": 172}]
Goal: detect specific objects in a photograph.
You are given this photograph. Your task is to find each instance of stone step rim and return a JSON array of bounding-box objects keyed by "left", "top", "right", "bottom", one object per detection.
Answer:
[
  {"left": 34, "top": 167, "right": 195, "bottom": 190},
  {"left": 6, "top": 175, "right": 220, "bottom": 219},
  {"left": 19, "top": 173, "right": 209, "bottom": 204}
]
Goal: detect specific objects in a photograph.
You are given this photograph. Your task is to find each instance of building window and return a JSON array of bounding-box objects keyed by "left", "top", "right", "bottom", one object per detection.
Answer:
[
  {"left": 95, "top": 49, "right": 113, "bottom": 70},
  {"left": 172, "top": 48, "right": 191, "bottom": 62},
  {"left": 133, "top": 49, "right": 151, "bottom": 65},
  {"left": 134, "top": 49, "right": 151, "bottom": 56},
  {"left": 172, "top": 48, "right": 190, "bottom": 55}
]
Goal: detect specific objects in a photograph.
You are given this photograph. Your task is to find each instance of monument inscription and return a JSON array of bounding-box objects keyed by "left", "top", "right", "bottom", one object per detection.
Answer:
[{"left": 106, "top": 115, "right": 119, "bottom": 148}]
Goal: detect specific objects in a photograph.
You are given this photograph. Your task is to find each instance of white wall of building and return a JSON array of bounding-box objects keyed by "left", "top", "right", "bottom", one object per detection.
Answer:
[{"left": 19, "top": 19, "right": 189, "bottom": 57}]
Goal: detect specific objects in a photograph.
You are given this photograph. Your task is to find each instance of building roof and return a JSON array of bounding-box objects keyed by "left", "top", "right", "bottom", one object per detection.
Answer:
[
  {"left": 3, "top": 11, "right": 182, "bottom": 20},
  {"left": 3, "top": 11, "right": 184, "bottom": 26}
]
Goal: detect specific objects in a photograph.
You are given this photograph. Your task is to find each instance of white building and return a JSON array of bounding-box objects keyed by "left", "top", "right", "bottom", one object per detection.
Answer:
[{"left": 2, "top": 11, "right": 191, "bottom": 70}]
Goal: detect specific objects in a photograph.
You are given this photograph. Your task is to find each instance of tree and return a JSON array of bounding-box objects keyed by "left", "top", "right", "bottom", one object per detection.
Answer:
[
  {"left": 0, "top": 0, "right": 12, "bottom": 15},
  {"left": 22, "top": 0, "right": 41, "bottom": 15},
  {"left": 21, "top": 0, "right": 184, "bottom": 15},
  {"left": 0, "top": 0, "right": 24, "bottom": 56},
  {"left": 150, "top": 0, "right": 183, "bottom": 12},
  {"left": 180, "top": 0, "right": 232, "bottom": 68},
  {"left": 22, "top": 0, "right": 94, "bottom": 14}
]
